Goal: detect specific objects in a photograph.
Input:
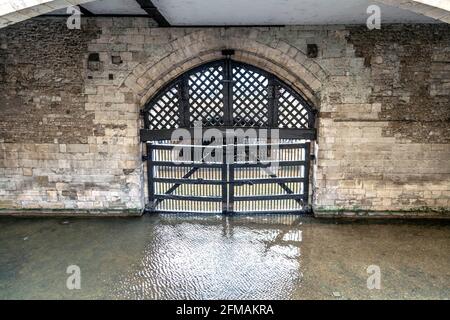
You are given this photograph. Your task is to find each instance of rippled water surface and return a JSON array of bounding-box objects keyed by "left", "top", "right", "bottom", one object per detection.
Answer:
[{"left": 0, "top": 214, "right": 449, "bottom": 299}]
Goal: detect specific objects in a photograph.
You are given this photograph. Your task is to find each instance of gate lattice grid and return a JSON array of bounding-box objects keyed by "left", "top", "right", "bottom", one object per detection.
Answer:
[{"left": 141, "top": 58, "right": 316, "bottom": 214}]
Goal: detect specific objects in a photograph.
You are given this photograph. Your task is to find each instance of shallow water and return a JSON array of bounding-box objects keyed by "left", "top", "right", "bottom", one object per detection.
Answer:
[{"left": 0, "top": 214, "right": 449, "bottom": 299}]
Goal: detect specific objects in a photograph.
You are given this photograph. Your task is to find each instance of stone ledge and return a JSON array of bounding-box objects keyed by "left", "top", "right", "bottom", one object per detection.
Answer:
[
  {"left": 314, "top": 209, "right": 450, "bottom": 219},
  {"left": 0, "top": 208, "right": 143, "bottom": 217}
]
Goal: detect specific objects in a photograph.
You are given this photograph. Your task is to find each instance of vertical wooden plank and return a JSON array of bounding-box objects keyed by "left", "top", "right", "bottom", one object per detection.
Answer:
[
  {"left": 273, "top": 80, "right": 280, "bottom": 128},
  {"left": 179, "top": 76, "right": 190, "bottom": 127},
  {"left": 147, "top": 142, "right": 155, "bottom": 212},
  {"left": 268, "top": 75, "right": 276, "bottom": 127},
  {"left": 223, "top": 59, "right": 233, "bottom": 126},
  {"left": 222, "top": 145, "right": 228, "bottom": 214},
  {"left": 228, "top": 162, "right": 234, "bottom": 214},
  {"left": 303, "top": 142, "right": 311, "bottom": 208}
]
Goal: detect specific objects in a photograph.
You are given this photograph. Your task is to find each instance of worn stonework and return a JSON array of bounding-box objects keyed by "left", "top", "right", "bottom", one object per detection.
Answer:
[
  {"left": 0, "top": 17, "right": 449, "bottom": 216},
  {"left": 347, "top": 24, "right": 450, "bottom": 143},
  {"left": 0, "top": 18, "right": 101, "bottom": 144}
]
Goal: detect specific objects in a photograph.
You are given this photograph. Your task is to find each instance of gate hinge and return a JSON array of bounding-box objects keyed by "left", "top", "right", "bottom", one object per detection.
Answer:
[
  {"left": 142, "top": 155, "right": 149, "bottom": 161},
  {"left": 139, "top": 109, "right": 146, "bottom": 116},
  {"left": 310, "top": 154, "right": 316, "bottom": 161}
]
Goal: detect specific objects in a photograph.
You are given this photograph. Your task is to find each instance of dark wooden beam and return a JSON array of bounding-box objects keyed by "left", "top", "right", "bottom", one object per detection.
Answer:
[
  {"left": 140, "top": 128, "right": 317, "bottom": 141},
  {"left": 78, "top": 5, "right": 95, "bottom": 16},
  {"left": 136, "top": 0, "right": 170, "bottom": 27}
]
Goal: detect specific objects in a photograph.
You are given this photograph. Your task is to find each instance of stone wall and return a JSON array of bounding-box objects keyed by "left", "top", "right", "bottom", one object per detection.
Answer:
[
  {"left": 0, "top": 17, "right": 449, "bottom": 217},
  {"left": 315, "top": 24, "right": 450, "bottom": 217}
]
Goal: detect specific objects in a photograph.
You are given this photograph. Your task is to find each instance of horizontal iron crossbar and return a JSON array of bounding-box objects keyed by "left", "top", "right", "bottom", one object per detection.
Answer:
[
  {"left": 152, "top": 161, "right": 223, "bottom": 168},
  {"left": 154, "top": 194, "right": 222, "bottom": 202},
  {"left": 234, "top": 194, "right": 307, "bottom": 201},
  {"left": 232, "top": 177, "right": 306, "bottom": 184},
  {"left": 232, "top": 161, "right": 306, "bottom": 168},
  {"left": 153, "top": 178, "right": 224, "bottom": 185}
]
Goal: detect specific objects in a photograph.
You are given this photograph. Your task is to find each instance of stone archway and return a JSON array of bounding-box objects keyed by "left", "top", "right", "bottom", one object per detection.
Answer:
[
  {"left": 121, "top": 28, "right": 328, "bottom": 109},
  {"left": 116, "top": 28, "right": 330, "bottom": 213}
]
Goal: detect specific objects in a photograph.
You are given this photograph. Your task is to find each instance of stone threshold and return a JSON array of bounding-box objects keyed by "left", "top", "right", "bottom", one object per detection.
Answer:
[{"left": 0, "top": 209, "right": 144, "bottom": 217}]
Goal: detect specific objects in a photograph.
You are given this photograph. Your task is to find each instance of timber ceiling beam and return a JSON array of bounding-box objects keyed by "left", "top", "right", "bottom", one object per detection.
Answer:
[{"left": 136, "top": 0, "right": 171, "bottom": 27}]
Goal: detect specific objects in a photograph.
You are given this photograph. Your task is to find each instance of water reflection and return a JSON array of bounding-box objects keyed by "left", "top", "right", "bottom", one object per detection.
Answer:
[
  {"left": 115, "top": 214, "right": 304, "bottom": 299},
  {"left": 0, "top": 214, "right": 448, "bottom": 299}
]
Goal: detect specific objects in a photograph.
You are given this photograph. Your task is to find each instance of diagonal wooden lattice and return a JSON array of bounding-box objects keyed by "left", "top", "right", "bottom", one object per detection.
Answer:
[
  {"left": 232, "top": 66, "right": 269, "bottom": 127},
  {"left": 189, "top": 65, "right": 224, "bottom": 126},
  {"left": 278, "top": 87, "right": 310, "bottom": 129},
  {"left": 144, "top": 60, "right": 315, "bottom": 133},
  {"left": 147, "top": 85, "right": 180, "bottom": 130}
]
